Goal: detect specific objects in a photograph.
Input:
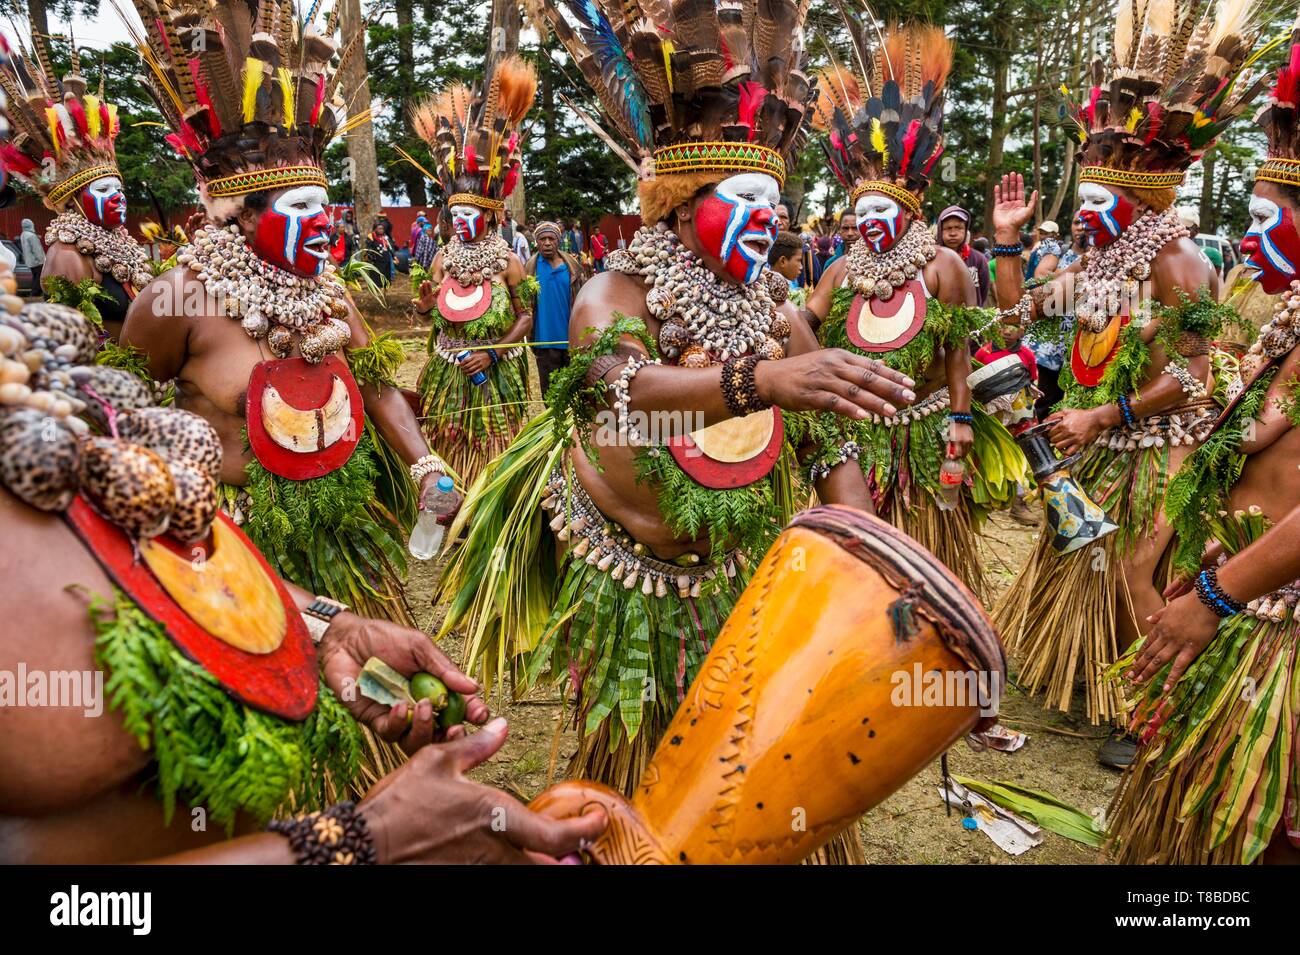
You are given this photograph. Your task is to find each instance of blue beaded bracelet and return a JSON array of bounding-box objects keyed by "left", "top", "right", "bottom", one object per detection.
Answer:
[
  {"left": 992, "top": 243, "right": 1024, "bottom": 258},
  {"left": 1116, "top": 394, "right": 1137, "bottom": 428},
  {"left": 947, "top": 412, "right": 974, "bottom": 425},
  {"left": 1194, "top": 569, "right": 1244, "bottom": 619}
]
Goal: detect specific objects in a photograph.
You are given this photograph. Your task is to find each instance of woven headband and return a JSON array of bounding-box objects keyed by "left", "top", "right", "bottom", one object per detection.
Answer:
[
  {"left": 850, "top": 180, "right": 923, "bottom": 217},
  {"left": 1255, "top": 157, "right": 1300, "bottom": 188},
  {"left": 1079, "top": 166, "right": 1184, "bottom": 190},
  {"left": 652, "top": 141, "right": 786, "bottom": 186},
  {"left": 206, "top": 164, "right": 329, "bottom": 198},
  {"left": 48, "top": 163, "right": 121, "bottom": 207},
  {"left": 446, "top": 192, "right": 506, "bottom": 212}
]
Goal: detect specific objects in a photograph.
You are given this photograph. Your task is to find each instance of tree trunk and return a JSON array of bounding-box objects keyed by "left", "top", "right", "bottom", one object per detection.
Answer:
[
  {"left": 28, "top": 0, "right": 48, "bottom": 39},
  {"left": 396, "top": 0, "right": 427, "bottom": 207},
  {"left": 338, "top": 0, "right": 383, "bottom": 235},
  {"left": 1031, "top": 26, "right": 1044, "bottom": 221},
  {"left": 1198, "top": 147, "right": 1216, "bottom": 235},
  {"left": 491, "top": 0, "right": 525, "bottom": 222},
  {"left": 984, "top": 10, "right": 1013, "bottom": 235}
]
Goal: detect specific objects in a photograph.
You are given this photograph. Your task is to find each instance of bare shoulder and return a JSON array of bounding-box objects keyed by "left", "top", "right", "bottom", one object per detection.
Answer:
[
  {"left": 929, "top": 244, "right": 976, "bottom": 305},
  {"left": 570, "top": 270, "right": 650, "bottom": 345},
  {"left": 43, "top": 243, "right": 95, "bottom": 284},
  {"left": 1152, "top": 237, "right": 1214, "bottom": 297}
]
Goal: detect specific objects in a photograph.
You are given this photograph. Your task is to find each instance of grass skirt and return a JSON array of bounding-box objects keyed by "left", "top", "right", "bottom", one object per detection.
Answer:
[
  {"left": 993, "top": 438, "right": 1172, "bottom": 724},
  {"left": 225, "top": 429, "right": 415, "bottom": 627},
  {"left": 418, "top": 343, "right": 532, "bottom": 486},
  {"left": 1107, "top": 514, "right": 1300, "bottom": 864}
]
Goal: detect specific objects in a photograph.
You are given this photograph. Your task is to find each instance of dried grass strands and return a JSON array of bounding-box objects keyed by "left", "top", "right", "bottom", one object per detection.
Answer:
[{"left": 887, "top": 495, "right": 989, "bottom": 606}]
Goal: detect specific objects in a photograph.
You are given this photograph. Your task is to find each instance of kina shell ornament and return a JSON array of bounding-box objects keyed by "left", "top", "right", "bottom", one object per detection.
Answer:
[{"left": 77, "top": 436, "right": 176, "bottom": 539}]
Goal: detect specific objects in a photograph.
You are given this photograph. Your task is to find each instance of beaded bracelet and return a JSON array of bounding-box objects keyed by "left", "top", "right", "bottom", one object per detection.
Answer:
[
  {"left": 992, "top": 243, "right": 1024, "bottom": 258},
  {"left": 721, "top": 354, "right": 770, "bottom": 417},
  {"left": 995, "top": 292, "right": 1034, "bottom": 327},
  {"left": 947, "top": 412, "right": 974, "bottom": 425},
  {"left": 610, "top": 355, "right": 660, "bottom": 443},
  {"left": 267, "top": 801, "right": 377, "bottom": 865},
  {"left": 1194, "top": 567, "right": 1245, "bottom": 619},
  {"left": 1162, "top": 362, "right": 1208, "bottom": 401},
  {"left": 808, "top": 441, "right": 861, "bottom": 482},
  {"left": 1116, "top": 394, "right": 1137, "bottom": 428}
]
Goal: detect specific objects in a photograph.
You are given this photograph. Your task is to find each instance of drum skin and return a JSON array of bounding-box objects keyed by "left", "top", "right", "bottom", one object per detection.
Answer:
[{"left": 530, "top": 505, "right": 1006, "bottom": 864}]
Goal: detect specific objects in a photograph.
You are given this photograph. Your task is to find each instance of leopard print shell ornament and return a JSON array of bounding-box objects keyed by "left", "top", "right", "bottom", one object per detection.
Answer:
[
  {"left": 70, "top": 366, "right": 154, "bottom": 431},
  {"left": 77, "top": 436, "right": 175, "bottom": 538},
  {"left": 17, "top": 302, "right": 98, "bottom": 365},
  {"left": 0, "top": 408, "right": 80, "bottom": 511},
  {"left": 165, "top": 459, "right": 218, "bottom": 543},
  {"left": 117, "top": 407, "right": 223, "bottom": 481}
]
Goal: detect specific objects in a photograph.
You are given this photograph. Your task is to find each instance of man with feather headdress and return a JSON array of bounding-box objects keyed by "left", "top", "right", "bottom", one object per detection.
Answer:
[
  {"left": 0, "top": 22, "right": 152, "bottom": 340},
  {"left": 990, "top": 0, "right": 1258, "bottom": 763},
  {"left": 1107, "top": 10, "right": 1300, "bottom": 864},
  {"left": 438, "top": 0, "right": 914, "bottom": 835},
  {"left": 799, "top": 18, "right": 1028, "bottom": 601},
  {"left": 114, "top": 1, "right": 457, "bottom": 629},
  {"left": 407, "top": 54, "right": 540, "bottom": 484}
]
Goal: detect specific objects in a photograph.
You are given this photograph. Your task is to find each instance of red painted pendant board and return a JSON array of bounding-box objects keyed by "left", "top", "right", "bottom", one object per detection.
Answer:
[
  {"left": 845, "top": 280, "right": 928, "bottom": 352},
  {"left": 246, "top": 354, "right": 363, "bottom": 480},
  {"left": 667, "top": 408, "right": 785, "bottom": 489},
  {"left": 1070, "top": 314, "right": 1129, "bottom": 388},
  {"left": 437, "top": 277, "right": 494, "bottom": 323},
  {"left": 65, "top": 496, "right": 319, "bottom": 720}
]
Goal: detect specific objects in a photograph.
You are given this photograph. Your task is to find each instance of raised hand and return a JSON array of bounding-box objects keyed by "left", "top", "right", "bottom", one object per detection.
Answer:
[
  {"left": 416, "top": 280, "right": 437, "bottom": 316},
  {"left": 992, "top": 172, "right": 1039, "bottom": 242},
  {"left": 756, "top": 349, "right": 917, "bottom": 420}
]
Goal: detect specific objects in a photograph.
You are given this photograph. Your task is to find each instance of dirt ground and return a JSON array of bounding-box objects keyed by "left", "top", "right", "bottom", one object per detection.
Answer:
[{"left": 366, "top": 279, "right": 1118, "bottom": 865}]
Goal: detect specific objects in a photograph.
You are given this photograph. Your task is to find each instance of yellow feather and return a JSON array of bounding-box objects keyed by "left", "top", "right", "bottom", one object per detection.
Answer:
[
  {"left": 106, "top": 103, "right": 118, "bottom": 137},
  {"left": 1127, "top": 107, "right": 1142, "bottom": 131},
  {"left": 870, "top": 118, "right": 887, "bottom": 160},
  {"left": 243, "top": 58, "right": 266, "bottom": 124},
  {"left": 84, "top": 95, "right": 102, "bottom": 139},
  {"left": 278, "top": 67, "right": 295, "bottom": 127},
  {"left": 45, "top": 107, "right": 62, "bottom": 156},
  {"left": 662, "top": 40, "right": 674, "bottom": 92}
]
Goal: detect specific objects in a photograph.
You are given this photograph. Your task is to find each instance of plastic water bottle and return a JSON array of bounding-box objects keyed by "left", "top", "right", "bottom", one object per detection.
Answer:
[
  {"left": 455, "top": 349, "right": 489, "bottom": 387},
  {"left": 937, "top": 446, "right": 964, "bottom": 512},
  {"left": 408, "top": 475, "right": 457, "bottom": 559}
]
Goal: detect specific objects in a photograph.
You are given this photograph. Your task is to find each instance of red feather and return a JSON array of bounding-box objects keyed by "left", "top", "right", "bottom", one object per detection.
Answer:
[
  {"left": 65, "top": 96, "right": 89, "bottom": 139},
  {"left": 465, "top": 143, "right": 479, "bottom": 174},
  {"left": 738, "top": 81, "right": 765, "bottom": 142},
  {"left": 921, "top": 144, "right": 944, "bottom": 176},
  {"left": 310, "top": 74, "right": 326, "bottom": 125},
  {"left": 1086, "top": 86, "right": 1102, "bottom": 126},
  {"left": 899, "top": 120, "right": 920, "bottom": 176},
  {"left": 102, "top": 103, "right": 115, "bottom": 138},
  {"left": 1144, "top": 102, "right": 1164, "bottom": 144},
  {"left": 190, "top": 59, "right": 222, "bottom": 138},
  {"left": 502, "top": 160, "right": 520, "bottom": 198},
  {"left": 0, "top": 143, "right": 38, "bottom": 176}
]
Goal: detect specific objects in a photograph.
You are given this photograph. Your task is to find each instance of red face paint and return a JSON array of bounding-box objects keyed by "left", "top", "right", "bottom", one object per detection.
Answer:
[
  {"left": 1242, "top": 196, "right": 1300, "bottom": 294},
  {"left": 252, "top": 186, "right": 332, "bottom": 277},
  {"left": 693, "top": 173, "right": 780, "bottom": 285},
  {"left": 1076, "top": 183, "right": 1135, "bottom": 249},
  {"left": 450, "top": 205, "right": 488, "bottom": 243},
  {"left": 79, "top": 176, "right": 127, "bottom": 228}
]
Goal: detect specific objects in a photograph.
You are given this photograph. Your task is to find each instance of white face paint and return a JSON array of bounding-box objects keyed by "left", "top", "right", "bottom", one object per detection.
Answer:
[
  {"left": 1246, "top": 193, "right": 1295, "bottom": 276},
  {"left": 1076, "top": 182, "right": 1115, "bottom": 213},
  {"left": 854, "top": 193, "right": 902, "bottom": 252},
  {"left": 84, "top": 175, "right": 126, "bottom": 226},
  {"left": 272, "top": 185, "right": 331, "bottom": 264},
  {"left": 450, "top": 204, "right": 486, "bottom": 242},
  {"left": 696, "top": 172, "right": 781, "bottom": 284}
]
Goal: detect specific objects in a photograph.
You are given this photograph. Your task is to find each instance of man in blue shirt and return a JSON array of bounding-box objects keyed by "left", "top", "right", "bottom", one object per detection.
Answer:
[{"left": 524, "top": 221, "right": 584, "bottom": 398}]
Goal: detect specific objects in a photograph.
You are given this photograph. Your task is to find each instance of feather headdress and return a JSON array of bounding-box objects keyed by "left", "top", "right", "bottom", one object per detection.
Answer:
[
  {"left": 1070, "top": 0, "right": 1270, "bottom": 192},
  {"left": 408, "top": 55, "right": 536, "bottom": 212},
  {"left": 0, "top": 22, "right": 125, "bottom": 210},
  {"left": 1252, "top": 12, "right": 1300, "bottom": 189},
  {"left": 538, "top": 0, "right": 815, "bottom": 224},
  {"left": 113, "top": 0, "right": 354, "bottom": 217},
  {"left": 811, "top": 19, "right": 952, "bottom": 216}
]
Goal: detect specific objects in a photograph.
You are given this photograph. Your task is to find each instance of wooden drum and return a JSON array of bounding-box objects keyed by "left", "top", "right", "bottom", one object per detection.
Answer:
[{"left": 530, "top": 505, "right": 1006, "bottom": 863}]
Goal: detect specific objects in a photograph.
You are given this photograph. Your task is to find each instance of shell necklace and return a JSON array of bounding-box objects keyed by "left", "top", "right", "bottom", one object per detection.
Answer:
[
  {"left": 1075, "top": 209, "right": 1188, "bottom": 333},
  {"left": 1241, "top": 278, "right": 1300, "bottom": 381},
  {"left": 442, "top": 234, "right": 511, "bottom": 286},
  {"left": 607, "top": 223, "right": 786, "bottom": 366},
  {"left": 177, "top": 225, "right": 352, "bottom": 363},
  {"left": 46, "top": 212, "right": 154, "bottom": 292},
  {"left": 844, "top": 220, "right": 936, "bottom": 302}
]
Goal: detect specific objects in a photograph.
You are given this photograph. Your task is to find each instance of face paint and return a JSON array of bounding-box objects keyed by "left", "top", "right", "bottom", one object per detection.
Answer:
[
  {"left": 79, "top": 175, "right": 127, "bottom": 228},
  {"left": 1075, "top": 182, "right": 1134, "bottom": 248},
  {"left": 252, "top": 185, "right": 332, "bottom": 277},
  {"left": 693, "top": 172, "right": 779, "bottom": 285},
  {"left": 854, "top": 192, "right": 904, "bottom": 253},
  {"left": 450, "top": 204, "right": 487, "bottom": 242},
  {"left": 1241, "top": 193, "right": 1300, "bottom": 294}
]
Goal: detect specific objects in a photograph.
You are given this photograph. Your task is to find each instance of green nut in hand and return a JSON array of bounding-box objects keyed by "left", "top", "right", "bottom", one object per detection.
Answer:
[
  {"left": 409, "top": 672, "right": 449, "bottom": 711},
  {"left": 438, "top": 690, "right": 467, "bottom": 729}
]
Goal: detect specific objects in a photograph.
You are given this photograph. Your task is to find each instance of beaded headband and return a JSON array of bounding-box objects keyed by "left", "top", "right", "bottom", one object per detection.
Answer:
[
  {"left": 652, "top": 142, "right": 786, "bottom": 187},
  {"left": 47, "top": 164, "right": 122, "bottom": 208},
  {"left": 1254, "top": 157, "right": 1300, "bottom": 188},
  {"left": 206, "top": 165, "right": 329, "bottom": 198},
  {"left": 1079, "top": 166, "right": 1184, "bottom": 190},
  {"left": 850, "top": 180, "right": 923, "bottom": 217},
  {"left": 446, "top": 192, "right": 507, "bottom": 212}
]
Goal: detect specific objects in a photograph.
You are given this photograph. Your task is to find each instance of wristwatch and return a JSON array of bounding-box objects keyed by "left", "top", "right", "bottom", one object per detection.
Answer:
[{"left": 302, "top": 595, "right": 349, "bottom": 644}]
